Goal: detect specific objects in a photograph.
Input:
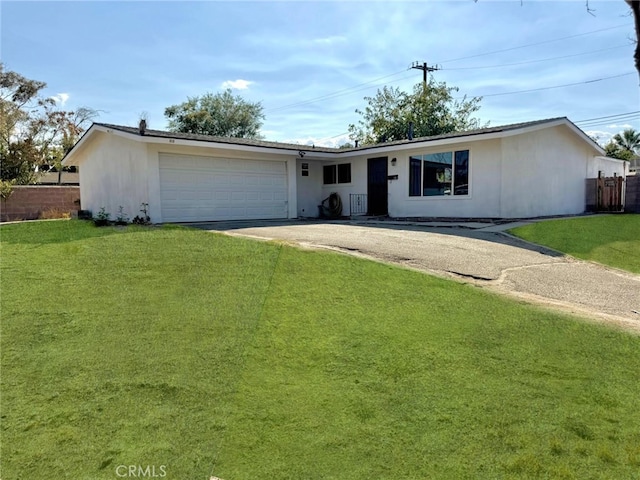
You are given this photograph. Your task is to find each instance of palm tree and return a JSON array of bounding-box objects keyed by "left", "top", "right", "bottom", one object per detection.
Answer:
[{"left": 612, "top": 128, "right": 640, "bottom": 155}]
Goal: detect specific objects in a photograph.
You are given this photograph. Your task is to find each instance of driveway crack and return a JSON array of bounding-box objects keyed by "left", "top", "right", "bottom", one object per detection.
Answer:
[
  {"left": 494, "top": 260, "right": 569, "bottom": 284},
  {"left": 443, "top": 270, "right": 495, "bottom": 282}
]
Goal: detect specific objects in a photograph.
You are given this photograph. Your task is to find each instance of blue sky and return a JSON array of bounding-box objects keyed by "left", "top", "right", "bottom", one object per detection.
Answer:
[{"left": 2, "top": 1, "right": 638, "bottom": 147}]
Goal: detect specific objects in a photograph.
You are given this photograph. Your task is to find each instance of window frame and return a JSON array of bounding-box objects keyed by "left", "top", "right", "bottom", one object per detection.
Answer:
[
  {"left": 323, "top": 165, "right": 337, "bottom": 185},
  {"left": 323, "top": 163, "right": 352, "bottom": 185},
  {"left": 408, "top": 149, "right": 470, "bottom": 198}
]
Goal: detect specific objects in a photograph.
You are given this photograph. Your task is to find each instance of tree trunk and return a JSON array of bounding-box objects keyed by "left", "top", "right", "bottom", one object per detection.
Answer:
[{"left": 627, "top": 0, "right": 640, "bottom": 82}]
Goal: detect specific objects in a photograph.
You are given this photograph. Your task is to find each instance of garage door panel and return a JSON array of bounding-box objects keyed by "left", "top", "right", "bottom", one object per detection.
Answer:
[
  {"left": 159, "top": 153, "right": 288, "bottom": 222},
  {"left": 246, "top": 175, "right": 265, "bottom": 186}
]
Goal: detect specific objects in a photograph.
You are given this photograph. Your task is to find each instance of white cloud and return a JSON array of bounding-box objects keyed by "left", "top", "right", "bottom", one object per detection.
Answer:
[
  {"left": 283, "top": 134, "right": 352, "bottom": 149},
  {"left": 585, "top": 130, "right": 613, "bottom": 146},
  {"left": 50, "top": 93, "right": 70, "bottom": 106},
  {"left": 607, "top": 124, "right": 632, "bottom": 129},
  {"left": 221, "top": 79, "right": 253, "bottom": 90},
  {"left": 312, "top": 35, "right": 346, "bottom": 46}
]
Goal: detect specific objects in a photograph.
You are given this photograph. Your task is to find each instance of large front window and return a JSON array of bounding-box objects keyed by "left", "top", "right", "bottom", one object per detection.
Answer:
[{"left": 409, "top": 150, "right": 469, "bottom": 197}]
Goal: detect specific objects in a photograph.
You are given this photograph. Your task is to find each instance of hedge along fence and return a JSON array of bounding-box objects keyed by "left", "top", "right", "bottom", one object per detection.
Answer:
[{"left": 0, "top": 186, "right": 80, "bottom": 222}]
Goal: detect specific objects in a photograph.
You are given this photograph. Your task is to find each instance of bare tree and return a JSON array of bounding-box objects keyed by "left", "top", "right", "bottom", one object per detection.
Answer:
[
  {"left": 474, "top": 1, "right": 640, "bottom": 82},
  {"left": 627, "top": 0, "right": 640, "bottom": 80}
]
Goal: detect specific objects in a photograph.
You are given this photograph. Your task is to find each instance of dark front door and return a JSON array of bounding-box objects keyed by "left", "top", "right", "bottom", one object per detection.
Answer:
[{"left": 367, "top": 157, "right": 388, "bottom": 215}]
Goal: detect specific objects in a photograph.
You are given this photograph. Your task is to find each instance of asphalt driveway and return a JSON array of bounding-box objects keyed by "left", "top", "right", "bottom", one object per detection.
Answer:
[{"left": 194, "top": 219, "right": 640, "bottom": 332}]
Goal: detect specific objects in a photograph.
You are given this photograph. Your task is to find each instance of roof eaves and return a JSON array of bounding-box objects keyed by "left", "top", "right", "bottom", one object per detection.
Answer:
[
  {"left": 94, "top": 123, "right": 342, "bottom": 154},
  {"left": 61, "top": 123, "right": 102, "bottom": 165},
  {"left": 70, "top": 117, "right": 601, "bottom": 163},
  {"left": 338, "top": 117, "right": 569, "bottom": 153}
]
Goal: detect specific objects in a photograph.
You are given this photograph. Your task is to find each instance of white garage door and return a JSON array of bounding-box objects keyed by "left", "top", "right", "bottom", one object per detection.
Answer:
[{"left": 159, "top": 153, "right": 288, "bottom": 222}]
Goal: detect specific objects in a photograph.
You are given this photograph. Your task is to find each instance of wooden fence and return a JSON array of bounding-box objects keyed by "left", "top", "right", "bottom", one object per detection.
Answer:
[
  {"left": 626, "top": 175, "right": 640, "bottom": 213},
  {"left": 585, "top": 175, "right": 624, "bottom": 212}
]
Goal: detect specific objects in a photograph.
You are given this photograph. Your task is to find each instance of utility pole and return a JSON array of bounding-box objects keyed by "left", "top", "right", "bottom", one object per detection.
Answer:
[{"left": 410, "top": 61, "right": 440, "bottom": 84}]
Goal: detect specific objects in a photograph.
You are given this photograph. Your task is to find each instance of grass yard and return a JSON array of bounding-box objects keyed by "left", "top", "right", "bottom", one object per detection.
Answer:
[
  {"left": 2, "top": 220, "right": 640, "bottom": 479},
  {"left": 509, "top": 214, "right": 640, "bottom": 274}
]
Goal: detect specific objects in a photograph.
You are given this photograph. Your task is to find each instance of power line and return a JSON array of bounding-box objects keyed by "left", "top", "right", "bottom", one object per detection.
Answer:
[
  {"left": 442, "top": 44, "right": 632, "bottom": 71},
  {"left": 577, "top": 119, "right": 640, "bottom": 129},
  {"left": 266, "top": 69, "right": 409, "bottom": 113},
  {"left": 327, "top": 131, "right": 349, "bottom": 139},
  {"left": 575, "top": 112, "right": 640, "bottom": 127},
  {"left": 579, "top": 121, "right": 640, "bottom": 130},
  {"left": 574, "top": 111, "right": 640, "bottom": 124},
  {"left": 265, "top": 25, "right": 633, "bottom": 116},
  {"left": 469, "top": 72, "right": 635, "bottom": 99},
  {"left": 435, "top": 23, "right": 632, "bottom": 64}
]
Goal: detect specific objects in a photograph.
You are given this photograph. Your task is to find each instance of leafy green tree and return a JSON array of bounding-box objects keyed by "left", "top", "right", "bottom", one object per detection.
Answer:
[
  {"left": 348, "top": 82, "right": 486, "bottom": 145},
  {"left": 604, "top": 128, "right": 640, "bottom": 162},
  {"left": 613, "top": 128, "right": 640, "bottom": 154},
  {"left": 164, "top": 89, "right": 265, "bottom": 138},
  {"left": 1, "top": 66, "right": 45, "bottom": 184},
  {"left": 604, "top": 140, "right": 635, "bottom": 161},
  {"left": 0, "top": 64, "right": 97, "bottom": 186}
]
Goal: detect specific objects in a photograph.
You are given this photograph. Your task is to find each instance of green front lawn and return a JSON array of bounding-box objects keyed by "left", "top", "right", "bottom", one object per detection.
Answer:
[
  {"left": 2, "top": 220, "right": 639, "bottom": 479},
  {"left": 509, "top": 214, "right": 640, "bottom": 274}
]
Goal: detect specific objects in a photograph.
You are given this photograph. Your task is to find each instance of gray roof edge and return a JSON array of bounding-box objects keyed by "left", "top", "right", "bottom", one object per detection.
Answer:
[
  {"left": 93, "top": 123, "right": 342, "bottom": 153},
  {"left": 65, "top": 116, "right": 599, "bottom": 164}
]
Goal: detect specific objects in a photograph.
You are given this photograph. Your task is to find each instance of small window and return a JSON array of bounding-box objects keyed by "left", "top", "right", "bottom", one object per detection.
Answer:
[
  {"left": 337, "top": 163, "right": 351, "bottom": 183},
  {"left": 323, "top": 163, "right": 351, "bottom": 184},
  {"left": 409, "top": 157, "right": 422, "bottom": 196},
  {"left": 323, "top": 165, "right": 336, "bottom": 184},
  {"left": 453, "top": 150, "right": 469, "bottom": 195}
]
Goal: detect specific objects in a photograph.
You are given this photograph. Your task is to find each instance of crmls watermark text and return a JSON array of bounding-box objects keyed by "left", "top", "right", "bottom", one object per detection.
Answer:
[{"left": 115, "top": 465, "right": 167, "bottom": 477}]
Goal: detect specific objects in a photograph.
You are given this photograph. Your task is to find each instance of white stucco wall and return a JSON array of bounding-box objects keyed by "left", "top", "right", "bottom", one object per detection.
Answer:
[
  {"left": 78, "top": 132, "right": 151, "bottom": 222},
  {"left": 76, "top": 122, "right": 606, "bottom": 222},
  {"left": 79, "top": 133, "right": 299, "bottom": 223},
  {"left": 387, "top": 139, "right": 502, "bottom": 218},
  {"left": 586, "top": 156, "right": 628, "bottom": 178},
  {"left": 499, "top": 126, "right": 592, "bottom": 217},
  {"left": 319, "top": 157, "right": 368, "bottom": 216},
  {"left": 296, "top": 159, "right": 323, "bottom": 217}
]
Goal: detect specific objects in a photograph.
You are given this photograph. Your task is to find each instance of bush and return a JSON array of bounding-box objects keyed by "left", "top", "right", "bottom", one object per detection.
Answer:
[{"left": 93, "top": 207, "right": 110, "bottom": 227}]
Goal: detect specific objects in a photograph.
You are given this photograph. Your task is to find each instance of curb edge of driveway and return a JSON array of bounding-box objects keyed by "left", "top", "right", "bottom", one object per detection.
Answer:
[{"left": 497, "top": 231, "right": 640, "bottom": 281}]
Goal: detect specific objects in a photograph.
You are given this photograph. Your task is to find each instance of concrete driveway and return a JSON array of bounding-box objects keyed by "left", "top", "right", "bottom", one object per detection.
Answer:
[{"left": 193, "top": 219, "right": 640, "bottom": 332}]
